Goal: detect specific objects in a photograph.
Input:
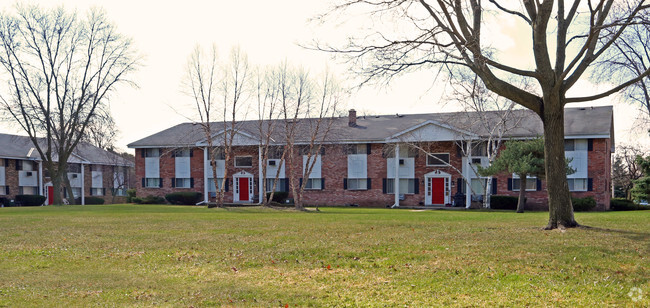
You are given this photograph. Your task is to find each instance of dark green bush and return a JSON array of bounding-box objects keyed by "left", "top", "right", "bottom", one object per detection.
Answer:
[
  {"left": 572, "top": 197, "right": 596, "bottom": 212},
  {"left": 126, "top": 189, "right": 136, "bottom": 203},
  {"left": 87, "top": 197, "right": 105, "bottom": 205},
  {"left": 490, "top": 195, "right": 520, "bottom": 210},
  {"left": 15, "top": 194, "right": 46, "bottom": 206},
  {"left": 165, "top": 192, "right": 203, "bottom": 205},
  {"left": 266, "top": 191, "right": 288, "bottom": 203},
  {"left": 0, "top": 197, "right": 10, "bottom": 207},
  {"left": 133, "top": 195, "right": 165, "bottom": 204},
  {"left": 610, "top": 198, "right": 637, "bottom": 211}
]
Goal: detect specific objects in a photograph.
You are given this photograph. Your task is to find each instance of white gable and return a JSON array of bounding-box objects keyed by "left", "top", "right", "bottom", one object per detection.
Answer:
[{"left": 389, "top": 121, "right": 472, "bottom": 142}]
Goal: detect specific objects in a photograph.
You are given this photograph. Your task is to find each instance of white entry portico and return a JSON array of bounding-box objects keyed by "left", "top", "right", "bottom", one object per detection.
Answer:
[{"left": 424, "top": 170, "right": 451, "bottom": 206}]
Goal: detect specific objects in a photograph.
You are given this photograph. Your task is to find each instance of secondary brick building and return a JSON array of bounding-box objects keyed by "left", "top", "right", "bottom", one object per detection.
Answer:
[
  {"left": 128, "top": 106, "right": 614, "bottom": 210},
  {"left": 0, "top": 133, "right": 134, "bottom": 205}
]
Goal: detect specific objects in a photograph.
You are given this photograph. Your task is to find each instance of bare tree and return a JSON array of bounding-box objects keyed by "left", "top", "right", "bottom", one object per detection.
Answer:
[
  {"left": 612, "top": 144, "right": 647, "bottom": 199},
  {"left": 0, "top": 5, "right": 139, "bottom": 205},
  {"left": 253, "top": 66, "right": 288, "bottom": 206},
  {"left": 593, "top": 9, "right": 650, "bottom": 121},
  {"left": 184, "top": 45, "right": 250, "bottom": 208},
  {"left": 82, "top": 110, "right": 118, "bottom": 151},
  {"left": 319, "top": 1, "right": 650, "bottom": 229},
  {"left": 278, "top": 64, "right": 342, "bottom": 210}
]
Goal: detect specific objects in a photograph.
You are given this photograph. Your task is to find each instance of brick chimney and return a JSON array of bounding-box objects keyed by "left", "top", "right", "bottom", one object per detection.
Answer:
[{"left": 348, "top": 109, "right": 357, "bottom": 127}]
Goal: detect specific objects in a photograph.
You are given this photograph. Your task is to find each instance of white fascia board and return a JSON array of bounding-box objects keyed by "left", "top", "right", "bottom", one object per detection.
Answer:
[
  {"left": 195, "top": 129, "right": 258, "bottom": 146},
  {"left": 127, "top": 145, "right": 189, "bottom": 149},
  {"left": 564, "top": 134, "right": 610, "bottom": 139},
  {"left": 0, "top": 155, "right": 42, "bottom": 161}
]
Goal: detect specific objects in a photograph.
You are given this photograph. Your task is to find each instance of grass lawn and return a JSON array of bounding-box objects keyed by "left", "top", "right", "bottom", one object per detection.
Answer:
[{"left": 0, "top": 205, "right": 648, "bottom": 307}]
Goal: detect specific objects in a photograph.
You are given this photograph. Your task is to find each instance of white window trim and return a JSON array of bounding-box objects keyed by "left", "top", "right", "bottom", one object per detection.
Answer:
[
  {"left": 426, "top": 153, "right": 450, "bottom": 167},
  {"left": 512, "top": 175, "right": 538, "bottom": 191},
  {"left": 234, "top": 156, "right": 254, "bottom": 168},
  {"left": 347, "top": 178, "right": 368, "bottom": 191}
]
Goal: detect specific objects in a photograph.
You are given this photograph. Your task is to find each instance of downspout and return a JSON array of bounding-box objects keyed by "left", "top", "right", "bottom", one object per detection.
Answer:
[
  {"left": 258, "top": 145, "right": 263, "bottom": 204},
  {"left": 38, "top": 160, "right": 43, "bottom": 197},
  {"left": 465, "top": 140, "right": 472, "bottom": 209},
  {"left": 203, "top": 147, "right": 208, "bottom": 203},
  {"left": 81, "top": 163, "right": 85, "bottom": 205},
  {"left": 391, "top": 143, "right": 400, "bottom": 208}
]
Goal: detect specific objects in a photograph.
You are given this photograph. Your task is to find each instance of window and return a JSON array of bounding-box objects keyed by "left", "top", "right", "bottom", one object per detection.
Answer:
[
  {"left": 0, "top": 186, "right": 6, "bottom": 195},
  {"left": 18, "top": 160, "right": 35, "bottom": 171},
  {"left": 471, "top": 178, "right": 486, "bottom": 196},
  {"left": 209, "top": 148, "right": 225, "bottom": 160},
  {"left": 112, "top": 188, "right": 126, "bottom": 196},
  {"left": 304, "top": 178, "right": 322, "bottom": 190},
  {"left": 343, "top": 144, "right": 367, "bottom": 155},
  {"left": 91, "top": 165, "right": 102, "bottom": 172},
  {"left": 427, "top": 153, "right": 450, "bottom": 166},
  {"left": 347, "top": 178, "right": 368, "bottom": 190},
  {"left": 471, "top": 142, "right": 488, "bottom": 157},
  {"left": 267, "top": 146, "right": 284, "bottom": 159},
  {"left": 235, "top": 156, "right": 253, "bottom": 167},
  {"left": 207, "top": 178, "right": 225, "bottom": 192},
  {"left": 265, "top": 178, "right": 286, "bottom": 192},
  {"left": 62, "top": 187, "right": 81, "bottom": 198},
  {"left": 174, "top": 178, "right": 191, "bottom": 188},
  {"left": 568, "top": 178, "right": 587, "bottom": 191},
  {"left": 91, "top": 188, "right": 104, "bottom": 196},
  {"left": 385, "top": 179, "right": 416, "bottom": 194},
  {"left": 512, "top": 177, "right": 537, "bottom": 191},
  {"left": 173, "top": 149, "right": 190, "bottom": 157},
  {"left": 564, "top": 139, "right": 587, "bottom": 151},
  {"left": 68, "top": 163, "right": 81, "bottom": 173},
  {"left": 145, "top": 178, "right": 160, "bottom": 188},
  {"left": 144, "top": 148, "right": 160, "bottom": 157},
  {"left": 384, "top": 145, "right": 418, "bottom": 158},
  {"left": 0, "top": 159, "right": 4, "bottom": 167},
  {"left": 298, "top": 145, "right": 326, "bottom": 155}
]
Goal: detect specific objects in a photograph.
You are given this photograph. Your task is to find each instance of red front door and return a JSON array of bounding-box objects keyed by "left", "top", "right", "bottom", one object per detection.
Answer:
[
  {"left": 47, "top": 186, "right": 54, "bottom": 205},
  {"left": 431, "top": 178, "right": 445, "bottom": 205},
  {"left": 238, "top": 178, "right": 249, "bottom": 201}
]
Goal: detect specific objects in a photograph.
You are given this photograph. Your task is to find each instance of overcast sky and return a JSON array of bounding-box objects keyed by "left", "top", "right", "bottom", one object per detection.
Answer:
[{"left": 0, "top": 1, "right": 648, "bottom": 151}]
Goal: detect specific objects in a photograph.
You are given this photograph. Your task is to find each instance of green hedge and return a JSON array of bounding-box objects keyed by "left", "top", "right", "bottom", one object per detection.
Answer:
[
  {"left": 266, "top": 191, "right": 288, "bottom": 203},
  {"left": 126, "top": 189, "right": 136, "bottom": 203},
  {"left": 15, "top": 195, "right": 46, "bottom": 206},
  {"left": 610, "top": 198, "right": 650, "bottom": 211},
  {"left": 572, "top": 197, "right": 596, "bottom": 212},
  {"left": 165, "top": 192, "right": 203, "bottom": 205},
  {"left": 77, "top": 197, "right": 105, "bottom": 205},
  {"left": 133, "top": 195, "right": 166, "bottom": 204},
  {"left": 490, "top": 195, "right": 521, "bottom": 210}
]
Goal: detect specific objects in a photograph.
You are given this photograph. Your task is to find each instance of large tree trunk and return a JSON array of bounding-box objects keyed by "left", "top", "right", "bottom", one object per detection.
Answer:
[
  {"left": 517, "top": 175, "right": 526, "bottom": 213},
  {"left": 63, "top": 171, "right": 76, "bottom": 205},
  {"left": 542, "top": 101, "right": 578, "bottom": 229},
  {"left": 50, "top": 172, "right": 63, "bottom": 205}
]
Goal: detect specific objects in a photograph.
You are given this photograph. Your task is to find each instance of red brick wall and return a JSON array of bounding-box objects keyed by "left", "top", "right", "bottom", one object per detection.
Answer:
[
  {"left": 492, "top": 138, "right": 612, "bottom": 210},
  {"left": 132, "top": 138, "right": 613, "bottom": 210}
]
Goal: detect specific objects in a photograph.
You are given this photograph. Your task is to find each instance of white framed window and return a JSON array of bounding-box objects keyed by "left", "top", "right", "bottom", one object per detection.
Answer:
[
  {"left": 174, "top": 178, "right": 191, "bottom": 188},
  {"left": 19, "top": 186, "right": 37, "bottom": 195},
  {"left": 470, "top": 178, "right": 487, "bottom": 196},
  {"left": 235, "top": 156, "right": 253, "bottom": 168},
  {"left": 347, "top": 178, "right": 368, "bottom": 190},
  {"left": 173, "top": 149, "right": 190, "bottom": 157},
  {"left": 265, "top": 178, "right": 286, "bottom": 192},
  {"left": 343, "top": 144, "right": 368, "bottom": 155},
  {"left": 512, "top": 176, "right": 537, "bottom": 191},
  {"left": 0, "top": 186, "right": 6, "bottom": 195},
  {"left": 304, "top": 178, "right": 322, "bottom": 190},
  {"left": 568, "top": 178, "right": 587, "bottom": 191},
  {"left": 427, "top": 153, "right": 450, "bottom": 166},
  {"left": 385, "top": 179, "right": 416, "bottom": 194},
  {"left": 112, "top": 188, "right": 126, "bottom": 196},
  {"left": 17, "top": 160, "right": 35, "bottom": 171},
  {"left": 207, "top": 178, "right": 224, "bottom": 192},
  {"left": 144, "top": 148, "right": 160, "bottom": 157},
  {"left": 145, "top": 178, "right": 160, "bottom": 188},
  {"left": 91, "top": 188, "right": 104, "bottom": 196}
]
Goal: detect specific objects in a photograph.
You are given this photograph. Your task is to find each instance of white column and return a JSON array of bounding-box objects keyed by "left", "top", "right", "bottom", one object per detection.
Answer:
[
  {"left": 38, "top": 161, "right": 43, "bottom": 196},
  {"left": 258, "top": 145, "right": 263, "bottom": 204},
  {"left": 392, "top": 144, "right": 400, "bottom": 208},
  {"left": 465, "top": 141, "right": 472, "bottom": 209},
  {"left": 203, "top": 147, "right": 208, "bottom": 203},
  {"left": 81, "top": 163, "right": 85, "bottom": 205}
]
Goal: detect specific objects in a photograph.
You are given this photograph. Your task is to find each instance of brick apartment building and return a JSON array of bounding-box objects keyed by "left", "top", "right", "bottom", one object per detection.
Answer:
[
  {"left": 0, "top": 133, "right": 134, "bottom": 205},
  {"left": 128, "top": 106, "right": 614, "bottom": 210}
]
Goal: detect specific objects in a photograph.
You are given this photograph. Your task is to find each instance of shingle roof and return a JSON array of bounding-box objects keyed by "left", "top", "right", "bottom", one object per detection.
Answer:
[
  {"left": 127, "top": 106, "right": 614, "bottom": 147},
  {"left": 0, "top": 133, "right": 134, "bottom": 167}
]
